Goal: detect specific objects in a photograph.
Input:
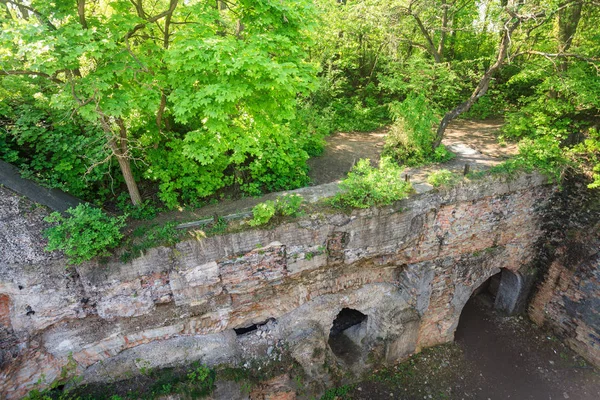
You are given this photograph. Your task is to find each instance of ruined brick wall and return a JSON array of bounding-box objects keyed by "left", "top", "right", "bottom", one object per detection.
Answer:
[
  {"left": 0, "top": 174, "right": 551, "bottom": 399},
  {"left": 529, "top": 177, "right": 600, "bottom": 367}
]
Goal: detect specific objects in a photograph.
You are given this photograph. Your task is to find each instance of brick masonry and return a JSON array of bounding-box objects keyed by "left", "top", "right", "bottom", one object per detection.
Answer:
[
  {"left": 528, "top": 178, "right": 600, "bottom": 367},
  {"left": 0, "top": 174, "right": 553, "bottom": 398}
]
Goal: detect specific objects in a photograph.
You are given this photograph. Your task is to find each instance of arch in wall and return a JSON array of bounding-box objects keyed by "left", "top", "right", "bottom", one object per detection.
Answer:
[
  {"left": 451, "top": 267, "right": 531, "bottom": 342},
  {"left": 328, "top": 308, "right": 368, "bottom": 365},
  {"left": 463, "top": 268, "right": 528, "bottom": 316}
]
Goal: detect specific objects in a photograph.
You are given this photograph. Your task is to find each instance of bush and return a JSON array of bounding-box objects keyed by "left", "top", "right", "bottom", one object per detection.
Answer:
[
  {"left": 383, "top": 95, "right": 454, "bottom": 166},
  {"left": 249, "top": 194, "right": 304, "bottom": 226},
  {"left": 185, "top": 365, "right": 215, "bottom": 396},
  {"left": 427, "top": 169, "right": 461, "bottom": 187},
  {"left": 116, "top": 196, "right": 160, "bottom": 220},
  {"left": 276, "top": 194, "right": 304, "bottom": 216},
  {"left": 249, "top": 200, "right": 277, "bottom": 227},
  {"left": 331, "top": 157, "right": 412, "bottom": 208},
  {"left": 44, "top": 204, "right": 126, "bottom": 264}
]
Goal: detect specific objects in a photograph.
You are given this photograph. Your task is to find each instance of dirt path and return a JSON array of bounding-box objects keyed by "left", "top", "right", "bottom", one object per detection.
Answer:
[
  {"left": 307, "top": 119, "right": 516, "bottom": 186},
  {"left": 307, "top": 129, "right": 387, "bottom": 185}
]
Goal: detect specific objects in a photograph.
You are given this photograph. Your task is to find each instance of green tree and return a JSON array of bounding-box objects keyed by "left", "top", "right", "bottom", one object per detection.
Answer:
[{"left": 1, "top": 0, "right": 317, "bottom": 207}]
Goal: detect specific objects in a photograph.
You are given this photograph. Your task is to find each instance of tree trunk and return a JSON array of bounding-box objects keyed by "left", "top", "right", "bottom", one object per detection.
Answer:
[
  {"left": 411, "top": 11, "right": 442, "bottom": 63},
  {"left": 557, "top": 3, "right": 583, "bottom": 72},
  {"left": 114, "top": 152, "right": 142, "bottom": 206},
  {"left": 99, "top": 114, "right": 143, "bottom": 205},
  {"left": 437, "top": 0, "right": 449, "bottom": 61},
  {"left": 431, "top": 16, "right": 520, "bottom": 150}
]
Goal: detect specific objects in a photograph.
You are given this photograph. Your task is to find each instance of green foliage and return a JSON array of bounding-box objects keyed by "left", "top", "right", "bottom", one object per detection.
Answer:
[
  {"left": 44, "top": 204, "right": 126, "bottom": 264},
  {"left": 485, "top": 137, "right": 570, "bottom": 183},
  {"left": 185, "top": 365, "right": 215, "bottom": 396},
  {"left": 331, "top": 157, "right": 412, "bottom": 209},
  {"left": 276, "top": 194, "right": 304, "bottom": 217},
  {"left": 428, "top": 170, "right": 462, "bottom": 187},
  {"left": 500, "top": 60, "right": 600, "bottom": 186},
  {"left": 24, "top": 362, "right": 217, "bottom": 400},
  {"left": 249, "top": 200, "right": 277, "bottom": 227},
  {"left": 383, "top": 95, "right": 454, "bottom": 166},
  {"left": 116, "top": 196, "right": 160, "bottom": 221},
  {"left": 1, "top": 0, "right": 318, "bottom": 208},
  {"left": 571, "top": 128, "right": 600, "bottom": 188},
  {"left": 461, "top": 88, "right": 508, "bottom": 119},
  {"left": 0, "top": 79, "right": 112, "bottom": 202},
  {"left": 2, "top": 0, "right": 599, "bottom": 209},
  {"left": 249, "top": 194, "right": 304, "bottom": 226},
  {"left": 380, "top": 57, "right": 467, "bottom": 112},
  {"left": 320, "top": 384, "right": 354, "bottom": 400},
  {"left": 120, "top": 222, "right": 183, "bottom": 263}
]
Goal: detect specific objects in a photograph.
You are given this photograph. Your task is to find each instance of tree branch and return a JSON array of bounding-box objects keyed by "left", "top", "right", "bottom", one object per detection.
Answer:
[
  {"left": 515, "top": 50, "right": 600, "bottom": 63},
  {"left": 123, "top": 0, "right": 179, "bottom": 41},
  {"left": 77, "top": 0, "right": 88, "bottom": 29},
  {"left": 4, "top": 0, "right": 56, "bottom": 30},
  {"left": 0, "top": 69, "right": 64, "bottom": 84},
  {"left": 432, "top": 12, "right": 522, "bottom": 149}
]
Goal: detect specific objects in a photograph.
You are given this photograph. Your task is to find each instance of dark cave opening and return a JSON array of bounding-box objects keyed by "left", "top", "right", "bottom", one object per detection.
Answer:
[
  {"left": 328, "top": 308, "right": 368, "bottom": 364},
  {"left": 234, "top": 318, "right": 274, "bottom": 336}
]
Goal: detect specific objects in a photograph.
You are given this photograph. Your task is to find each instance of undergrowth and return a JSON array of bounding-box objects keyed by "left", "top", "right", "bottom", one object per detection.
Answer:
[
  {"left": 427, "top": 169, "right": 462, "bottom": 187},
  {"left": 44, "top": 204, "right": 126, "bottom": 265},
  {"left": 330, "top": 157, "right": 412, "bottom": 209}
]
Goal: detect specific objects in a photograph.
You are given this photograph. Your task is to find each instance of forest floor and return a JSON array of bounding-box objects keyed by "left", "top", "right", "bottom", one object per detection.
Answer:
[
  {"left": 342, "top": 294, "right": 600, "bottom": 400},
  {"left": 307, "top": 118, "right": 516, "bottom": 186}
]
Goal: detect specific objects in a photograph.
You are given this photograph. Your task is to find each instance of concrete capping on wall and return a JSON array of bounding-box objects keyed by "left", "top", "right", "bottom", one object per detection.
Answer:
[{"left": 0, "top": 160, "right": 82, "bottom": 213}]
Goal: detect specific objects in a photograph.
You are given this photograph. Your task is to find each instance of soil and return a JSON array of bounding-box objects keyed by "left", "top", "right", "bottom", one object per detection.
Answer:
[
  {"left": 307, "top": 129, "right": 387, "bottom": 185},
  {"left": 343, "top": 294, "right": 600, "bottom": 400},
  {"left": 307, "top": 118, "right": 515, "bottom": 186}
]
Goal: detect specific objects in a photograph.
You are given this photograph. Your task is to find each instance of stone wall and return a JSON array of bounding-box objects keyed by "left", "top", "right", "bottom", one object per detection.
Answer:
[
  {"left": 0, "top": 174, "right": 550, "bottom": 399},
  {"left": 528, "top": 177, "right": 600, "bottom": 367}
]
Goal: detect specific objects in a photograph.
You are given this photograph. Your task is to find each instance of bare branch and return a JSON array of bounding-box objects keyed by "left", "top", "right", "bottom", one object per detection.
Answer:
[{"left": 516, "top": 51, "right": 600, "bottom": 63}]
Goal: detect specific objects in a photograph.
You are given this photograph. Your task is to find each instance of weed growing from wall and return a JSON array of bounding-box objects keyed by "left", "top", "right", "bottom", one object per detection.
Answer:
[
  {"left": 249, "top": 194, "right": 304, "bottom": 227},
  {"left": 330, "top": 157, "right": 412, "bottom": 209},
  {"left": 427, "top": 170, "right": 462, "bottom": 187}
]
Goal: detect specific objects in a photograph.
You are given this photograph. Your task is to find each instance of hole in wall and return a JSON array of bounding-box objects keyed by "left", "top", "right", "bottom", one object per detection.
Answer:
[
  {"left": 25, "top": 305, "right": 35, "bottom": 316},
  {"left": 456, "top": 268, "right": 524, "bottom": 341},
  {"left": 328, "top": 308, "right": 368, "bottom": 364},
  {"left": 234, "top": 318, "right": 274, "bottom": 336}
]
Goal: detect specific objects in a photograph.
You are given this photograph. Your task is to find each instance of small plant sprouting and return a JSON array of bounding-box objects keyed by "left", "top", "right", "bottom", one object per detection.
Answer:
[
  {"left": 249, "top": 194, "right": 304, "bottom": 226},
  {"left": 427, "top": 169, "right": 461, "bottom": 187}
]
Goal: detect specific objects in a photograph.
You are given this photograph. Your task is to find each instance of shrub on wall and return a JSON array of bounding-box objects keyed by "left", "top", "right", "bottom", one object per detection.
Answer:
[
  {"left": 249, "top": 194, "right": 304, "bottom": 226},
  {"left": 44, "top": 204, "right": 126, "bottom": 264},
  {"left": 331, "top": 157, "right": 412, "bottom": 208}
]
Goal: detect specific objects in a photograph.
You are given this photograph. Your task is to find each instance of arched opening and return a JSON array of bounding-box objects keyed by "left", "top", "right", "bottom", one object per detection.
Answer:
[
  {"left": 455, "top": 271, "right": 503, "bottom": 343},
  {"left": 453, "top": 269, "right": 553, "bottom": 398},
  {"left": 471, "top": 271, "right": 502, "bottom": 306},
  {"left": 328, "top": 308, "right": 368, "bottom": 364},
  {"left": 456, "top": 268, "right": 525, "bottom": 341}
]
